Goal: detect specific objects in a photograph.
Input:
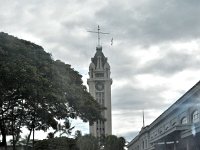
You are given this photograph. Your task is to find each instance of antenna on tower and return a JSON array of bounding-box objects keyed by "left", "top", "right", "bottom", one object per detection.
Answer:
[
  {"left": 87, "top": 25, "right": 109, "bottom": 46},
  {"left": 143, "top": 110, "right": 145, "bottom": 128}
]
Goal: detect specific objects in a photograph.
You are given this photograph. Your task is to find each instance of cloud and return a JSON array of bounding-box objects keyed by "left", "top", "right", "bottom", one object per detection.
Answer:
[
  {"left": 96, "top": 0, "right": 200, "bottom": 46},
  {"left": 112, "top": 84, "right": 169, "bottom": 111},
  {"left": 123, "top": 131, "right": 139, "bottom": 142},
  {"left": 138, "top": 48, "right": 200, "bottom": 76}
]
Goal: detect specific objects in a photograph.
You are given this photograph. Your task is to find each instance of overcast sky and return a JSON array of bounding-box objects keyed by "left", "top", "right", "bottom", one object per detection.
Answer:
[{"left": 1, "top": 0, "right": 200, "bottom": 142}]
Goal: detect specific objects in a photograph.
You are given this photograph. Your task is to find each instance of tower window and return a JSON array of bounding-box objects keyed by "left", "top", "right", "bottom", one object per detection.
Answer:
[
  {"left": 91, "top": 69, "right": 93, "bottom": 78},
  {"left": 95, "top": 73, "right": 104, "bottom": 77}
]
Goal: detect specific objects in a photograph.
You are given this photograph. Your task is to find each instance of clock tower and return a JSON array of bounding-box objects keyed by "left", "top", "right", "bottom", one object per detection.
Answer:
[{"left": 87, "top": 45, "right": 112, "bottom": 137}]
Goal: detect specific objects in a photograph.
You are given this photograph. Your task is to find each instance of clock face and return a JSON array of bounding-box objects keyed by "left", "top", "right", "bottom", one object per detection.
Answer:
[{"left": 95, "top": 82, "right": 104, "bottom": 91}]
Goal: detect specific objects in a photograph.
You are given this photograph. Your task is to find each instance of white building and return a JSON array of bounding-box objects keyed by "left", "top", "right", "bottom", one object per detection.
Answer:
[
  {"left": 127, "top": 81, "right": 200, "bottom": 150},
  {"left": 87, "top": 45, "right": 112, "bottom": 137}
]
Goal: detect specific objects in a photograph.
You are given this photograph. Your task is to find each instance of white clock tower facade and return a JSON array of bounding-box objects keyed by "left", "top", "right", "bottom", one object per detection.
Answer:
[{"left": 87, "top": 45, "right": 112, "bottom": 137}]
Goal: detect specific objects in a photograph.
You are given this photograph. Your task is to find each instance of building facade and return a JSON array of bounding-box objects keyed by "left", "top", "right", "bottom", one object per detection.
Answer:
[
  {"left": 87, "top": 45, "right": 112, "bottom": 137},
  {"left": 127, "top": 81, "right": 200, "bottom": 150}
]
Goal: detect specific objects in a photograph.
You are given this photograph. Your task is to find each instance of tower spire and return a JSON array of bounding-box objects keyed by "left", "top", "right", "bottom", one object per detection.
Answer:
[
  {"left": 143, "top": 110, "right": 145, "bottom": 128},
  {"left": 97, "top": 25, "right": 100, "bottom": 46},
  {"left": 88, "top": 25, "right": 109, "bottom": 46}
]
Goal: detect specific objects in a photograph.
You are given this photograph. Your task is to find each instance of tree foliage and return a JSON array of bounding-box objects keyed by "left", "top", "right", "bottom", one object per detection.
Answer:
[
  {"left": 103, "top": 135, "right": 126, "bottom": 150},
  {"left": 34, "top": 137, "right": 78, "bottom": 150},
  {"left": 0, "top": 32, "right": 104, "bottom": 147},
  {"left": 76, "top": 134, "right": 99, "bottom": 150},
  {"left": 33, "top": 133, "right": 126, "bottom": 150}
]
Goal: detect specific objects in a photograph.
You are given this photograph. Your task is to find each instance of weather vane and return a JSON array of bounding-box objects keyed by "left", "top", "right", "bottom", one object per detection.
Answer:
[{"left": 87, "top": 25, "right": 110, "bottom": 46}]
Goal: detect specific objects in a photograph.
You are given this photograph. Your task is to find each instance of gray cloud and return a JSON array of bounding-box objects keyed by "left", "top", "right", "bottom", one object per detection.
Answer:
[
  {"left": 112, "top": 84, "right": 169, "bottom": 111},
  {"left": 108, "top": 50, "right": 139, "bottom": 79},
  {"left": 138, "top": 50, "right": 200, "bottom": 76},
  {"left": 96, "top": 0, "right": 200, "bottom": 46},
  {"left": 123, "top": 131, "right": 139, "bottom": 142}
]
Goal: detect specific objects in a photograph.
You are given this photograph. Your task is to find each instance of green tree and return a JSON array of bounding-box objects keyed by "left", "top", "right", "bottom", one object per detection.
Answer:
[
  {"left": 47, "top": 132, "right": 54, "bottom": 139},
  {"left": 75, "top": 130, "right": 82, "bottom": 139},
  {"left": 0, "top": 32, "right": 104, "bottom": 148},
  {"left": 34, "top": 137, "right": 78, "bottom": 150},
  {"left": 77, "top": 134, "right": 99, "bottom": 150},
  {"left": 118, "top": 137, "right": 126, "bottom": 150},
  {"left": 104, "top": 135, "right": 126, "bottom": 150}
]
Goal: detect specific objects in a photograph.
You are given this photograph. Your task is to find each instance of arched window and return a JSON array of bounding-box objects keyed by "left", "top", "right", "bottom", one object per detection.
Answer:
[
  {"left": 192, "top": 110, "right": 200, "bottom": 123},
  {"left": 181, "top": 117, "right": 187, "bottom": 124}
]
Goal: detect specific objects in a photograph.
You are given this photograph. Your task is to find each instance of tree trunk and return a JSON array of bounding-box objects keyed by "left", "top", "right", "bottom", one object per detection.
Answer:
[
  {"left": 25, "top": 128, "right": 32, "bottom": 150},
  {"left": 33, "top": 127, "right": 35, "bottom": 149},
  {"left": 12, "top": 107, "right": 16, "bottom": 150},
  {"left": 0, "top": 122, "right": 7, "bottom": 150},
  {"left": 12, "top": 134, "right": 16, "bottom": 150}
]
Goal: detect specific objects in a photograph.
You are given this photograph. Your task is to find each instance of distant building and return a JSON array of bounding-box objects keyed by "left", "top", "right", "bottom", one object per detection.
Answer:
[
  {"left": 127, "top": 81, "right": 200, "bottom": 150},
  {"left": 87, "top": 45, "right": 112, "bottom": 137}
]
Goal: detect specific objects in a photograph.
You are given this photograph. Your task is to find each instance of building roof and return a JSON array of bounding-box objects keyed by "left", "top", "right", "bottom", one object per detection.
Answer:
[{"left": 91, "top": 46, "right": 107, "bottom": 68}]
